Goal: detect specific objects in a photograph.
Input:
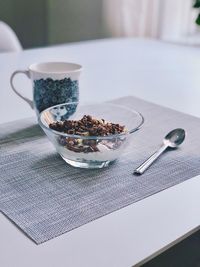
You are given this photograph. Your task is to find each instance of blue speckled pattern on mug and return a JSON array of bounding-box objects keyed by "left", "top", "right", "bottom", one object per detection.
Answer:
[{"left": 33, "top": 77, "right": 79, "bottom": 114}]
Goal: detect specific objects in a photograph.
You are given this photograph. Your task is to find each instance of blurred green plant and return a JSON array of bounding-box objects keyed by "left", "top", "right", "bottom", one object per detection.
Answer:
[{"left": 194, "top": 0, "right": 200, "bottom": 25}]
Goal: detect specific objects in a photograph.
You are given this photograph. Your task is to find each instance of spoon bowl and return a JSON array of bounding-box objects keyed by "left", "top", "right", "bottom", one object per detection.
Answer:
[{"left": 164, "top": 128, "right": 186, "bottom": 148}]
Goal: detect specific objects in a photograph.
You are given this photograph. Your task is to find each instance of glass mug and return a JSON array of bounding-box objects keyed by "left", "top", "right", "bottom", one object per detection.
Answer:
[{"left": 10, "top": 62, "right": 82, "bottom": 116}]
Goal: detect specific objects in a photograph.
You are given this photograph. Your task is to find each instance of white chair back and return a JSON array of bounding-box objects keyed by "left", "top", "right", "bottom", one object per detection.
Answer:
[{"left": 0, "top": 21, "right": 22, "bottom": 53}]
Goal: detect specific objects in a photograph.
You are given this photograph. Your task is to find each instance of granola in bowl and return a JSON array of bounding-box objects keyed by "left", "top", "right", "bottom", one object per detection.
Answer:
[{"left": 49, "top": 115, "right": 127, "bottom": 154}]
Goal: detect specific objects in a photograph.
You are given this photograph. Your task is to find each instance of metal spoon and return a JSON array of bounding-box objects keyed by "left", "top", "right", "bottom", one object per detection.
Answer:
[{"left": 134, "top": 128, "right": 186, "bottom": 175}]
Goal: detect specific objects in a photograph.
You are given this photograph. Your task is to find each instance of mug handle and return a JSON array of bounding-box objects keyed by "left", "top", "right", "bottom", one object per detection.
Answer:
[{"left": 10, "top": 70, "right": 34, "bottom": 109}]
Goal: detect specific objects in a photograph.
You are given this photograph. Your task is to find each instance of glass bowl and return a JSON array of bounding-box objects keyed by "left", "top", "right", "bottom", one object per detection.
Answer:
[{"left": 38, "top": 102, "right": 144, "bottom": 169}]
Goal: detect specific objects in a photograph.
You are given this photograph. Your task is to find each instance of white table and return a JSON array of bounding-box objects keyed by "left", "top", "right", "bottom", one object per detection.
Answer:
[{"left": 0, "top": 38, "right": 200, "bottom": 267}]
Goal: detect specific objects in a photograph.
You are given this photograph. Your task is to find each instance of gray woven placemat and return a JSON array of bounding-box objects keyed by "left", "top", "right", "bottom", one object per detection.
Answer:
[{"left": 1, "top": 96, "right": 200, "bottom": 244}]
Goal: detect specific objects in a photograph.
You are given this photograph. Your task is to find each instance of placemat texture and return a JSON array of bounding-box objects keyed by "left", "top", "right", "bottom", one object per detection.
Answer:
[{"left": 1, "top": 96, "right": 200, "bottom": 244}]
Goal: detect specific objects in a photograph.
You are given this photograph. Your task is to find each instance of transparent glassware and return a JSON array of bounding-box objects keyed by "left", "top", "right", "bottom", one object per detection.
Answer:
[{"left": 38, "top": 102, "right": 144, "bottom": 169}]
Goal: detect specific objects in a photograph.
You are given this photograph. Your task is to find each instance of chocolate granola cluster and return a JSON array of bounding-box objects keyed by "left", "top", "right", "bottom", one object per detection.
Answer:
[
  {"left": 49, "top": 115, "right": 125, "bottom": 136},
  {"left": 49, "top": 115, "right": 126, "bottom": 153}
]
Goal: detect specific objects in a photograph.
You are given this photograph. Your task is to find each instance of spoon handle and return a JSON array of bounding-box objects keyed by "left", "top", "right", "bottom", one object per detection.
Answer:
[{"left": 134, "top": 144, "right": 167, "bottom": 175}]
